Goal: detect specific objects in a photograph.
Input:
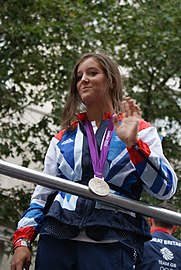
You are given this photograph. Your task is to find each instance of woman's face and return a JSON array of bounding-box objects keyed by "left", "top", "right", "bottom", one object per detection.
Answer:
[{"left": 76, "top": 57, "right": 111, "bottom": 107}]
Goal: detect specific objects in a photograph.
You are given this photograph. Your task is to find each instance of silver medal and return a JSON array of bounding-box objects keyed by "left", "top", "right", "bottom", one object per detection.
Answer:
[{"left": 88, "top": 177, "right": 110, "bottom": 196}]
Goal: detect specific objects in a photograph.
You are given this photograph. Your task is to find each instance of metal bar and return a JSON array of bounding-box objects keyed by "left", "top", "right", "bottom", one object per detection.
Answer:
[{"left": 0, "top": 159, "right": 181, "bottom": 225}]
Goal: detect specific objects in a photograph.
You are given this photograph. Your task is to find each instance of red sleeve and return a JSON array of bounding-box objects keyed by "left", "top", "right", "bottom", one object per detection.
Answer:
[
  {"left": 13, "top": 226, "right": 35, "bottom": 245},
  {"left": 128, "top": 139, "right": 151, "bottom": 165}
]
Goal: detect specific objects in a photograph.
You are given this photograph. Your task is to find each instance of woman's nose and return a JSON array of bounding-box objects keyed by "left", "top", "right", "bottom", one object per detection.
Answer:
[{"left": 81, "top": 73, "right": 89, "bottom": 83}]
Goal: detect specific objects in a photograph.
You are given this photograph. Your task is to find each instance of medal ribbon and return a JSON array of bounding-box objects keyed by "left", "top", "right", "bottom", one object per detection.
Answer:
[{"left": 84, "top": 116, "right": 114, "bottom": 178}]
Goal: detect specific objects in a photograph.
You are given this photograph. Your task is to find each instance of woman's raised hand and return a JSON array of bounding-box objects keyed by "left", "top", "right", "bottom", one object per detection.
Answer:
[{"left": 113, "top": 97, "right": 142, "bottom": 148}]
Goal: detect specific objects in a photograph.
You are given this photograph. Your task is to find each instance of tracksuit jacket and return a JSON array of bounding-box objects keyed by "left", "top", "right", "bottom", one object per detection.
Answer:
[
  {"left": 13, "top": 112, "right": 178, "bottom": 259},
  {"left": 136, "top": 229, "right": 181, "bottom": 269}
]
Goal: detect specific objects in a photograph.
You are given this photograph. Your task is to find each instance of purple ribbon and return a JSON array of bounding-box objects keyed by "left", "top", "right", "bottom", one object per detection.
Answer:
[{"left": 84, "top": 116, "right": 114, "bottom": 178}]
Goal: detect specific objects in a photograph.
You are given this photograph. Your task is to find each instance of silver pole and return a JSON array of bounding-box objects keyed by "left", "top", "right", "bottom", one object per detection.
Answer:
[{"left": 0, "top": 159, "right": 180, "bottom": 225}]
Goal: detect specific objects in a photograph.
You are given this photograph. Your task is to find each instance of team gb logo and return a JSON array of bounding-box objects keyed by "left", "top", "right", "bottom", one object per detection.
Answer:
[{"left": 160, "top": 247, "right": 174, "bottom": 261}]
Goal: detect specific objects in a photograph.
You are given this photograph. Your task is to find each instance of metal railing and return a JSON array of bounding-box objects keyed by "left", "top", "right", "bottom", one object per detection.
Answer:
[{"left": 0, "top": 159, "right": 181, "bottom": 225}]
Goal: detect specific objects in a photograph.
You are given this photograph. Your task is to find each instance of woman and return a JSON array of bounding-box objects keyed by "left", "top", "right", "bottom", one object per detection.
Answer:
[{"left": 11, "top": 51, "right": 178, "bottom": 270}]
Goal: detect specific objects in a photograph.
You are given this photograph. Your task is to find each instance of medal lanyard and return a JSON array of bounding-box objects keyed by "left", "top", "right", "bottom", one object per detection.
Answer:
[{"left": 84, "top": 117, "right": 114, "bottom": 178}]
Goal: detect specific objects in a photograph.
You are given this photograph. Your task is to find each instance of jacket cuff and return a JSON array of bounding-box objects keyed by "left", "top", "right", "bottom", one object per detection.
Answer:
[
  {"left": 127, "top": 139, "right": 151, "bottom": 165},
  {"left": 12, "top": 238, "right": 31, "bottom": 254}
]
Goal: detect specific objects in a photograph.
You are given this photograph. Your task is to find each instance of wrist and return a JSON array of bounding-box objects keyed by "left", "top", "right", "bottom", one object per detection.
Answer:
[
  {"left": 127, "top": 138, "right": 139, "bottom": 149},
  {"left": 12, "top": 238, "right": 31, "bottom": 254}
]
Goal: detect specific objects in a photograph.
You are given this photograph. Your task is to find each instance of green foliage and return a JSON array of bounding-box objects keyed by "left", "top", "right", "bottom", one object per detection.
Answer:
[
  {"left": 0, "top": 185, "right": 32, "bottom": 255},
  {"left": 0, "top": 0, "right": 180, "bottom": 253},
  {"left": 0, "top": 185, "right": 33, "bottom": 228}
]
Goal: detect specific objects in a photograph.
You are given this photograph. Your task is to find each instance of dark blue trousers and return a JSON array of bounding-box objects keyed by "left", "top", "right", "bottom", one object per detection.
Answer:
[{"left": 35, "top": 235, "right": 135, "bottom": 270}]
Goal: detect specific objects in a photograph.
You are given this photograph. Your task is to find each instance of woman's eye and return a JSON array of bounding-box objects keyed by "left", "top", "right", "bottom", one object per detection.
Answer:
[
  {"left": 89, "top": 71, "right": 97, "bottom": 76},
  {"left": 76, "top": 74, "right": 82, "bottom": 81},
  {"left": 76, "top": 71, "right": 98, "bottom": 81}
]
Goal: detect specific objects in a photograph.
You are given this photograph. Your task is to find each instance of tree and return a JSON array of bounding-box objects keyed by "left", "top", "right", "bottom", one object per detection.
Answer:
[{"left": 0, "top": 0, "right": 180, "bottom": 248}]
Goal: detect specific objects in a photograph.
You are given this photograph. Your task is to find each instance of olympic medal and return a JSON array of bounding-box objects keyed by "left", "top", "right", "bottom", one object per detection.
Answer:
[{"left": 88, "top": 177, "right": 110, "bottom": 196}]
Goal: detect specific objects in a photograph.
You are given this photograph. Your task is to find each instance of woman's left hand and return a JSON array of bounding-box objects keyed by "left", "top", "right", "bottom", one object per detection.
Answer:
[{"left": 113, "top": 97, "right": 142, "bottom": 148}]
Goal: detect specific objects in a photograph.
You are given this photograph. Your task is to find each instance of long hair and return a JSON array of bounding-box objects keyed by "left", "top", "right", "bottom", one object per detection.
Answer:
[{"left": 61, "top": 50, "right": 124, "bottom": 129}]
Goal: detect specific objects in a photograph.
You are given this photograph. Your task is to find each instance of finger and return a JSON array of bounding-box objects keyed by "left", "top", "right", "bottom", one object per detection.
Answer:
[
  {"left": 24, "top": 261, "right": 31, "bottom": 270},
  {"left": 112, "top": 114, "right": 120, "bottom": 129},
  {"left": 126, "top": 98, "right": 142, "bottom": 117},
  {"left": 121, "top": 100, "right": 131, "bottom": 117},
  {"left": 133, "top": 103, "right": 142, "bottom": 118},
  {"left": 126, "top": 98, "right": 135, "bottom": 115},
  {"left": 128, "top": 99, "right": 142, "bottom": 117},
  {"left": 123, "top": 96, "right": 131, "bottom": 101}
]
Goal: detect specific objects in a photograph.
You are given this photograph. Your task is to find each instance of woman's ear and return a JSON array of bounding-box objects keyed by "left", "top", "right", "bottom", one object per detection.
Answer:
[{"left": 109, "top": 83, "right": 114, "bottom": 90}]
